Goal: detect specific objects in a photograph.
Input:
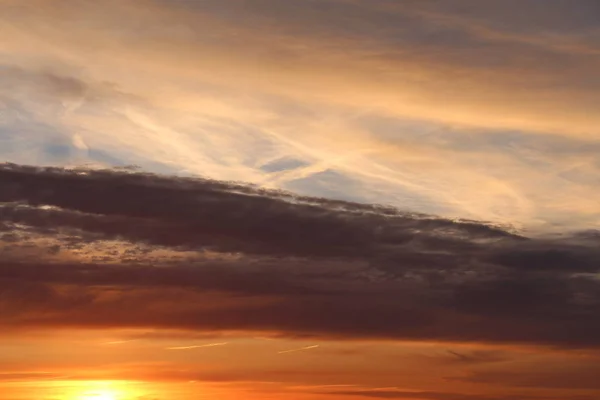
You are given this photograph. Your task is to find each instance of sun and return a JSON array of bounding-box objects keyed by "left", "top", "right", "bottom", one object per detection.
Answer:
[
  {"left": 66, "top": 381, "right": 134, "bottom": 400},
  {"left": 58, "top": 379, "right": 150, "bottom": 400},
  {"left": 77, "top": 389, "right": 118, "bottom": 400}
]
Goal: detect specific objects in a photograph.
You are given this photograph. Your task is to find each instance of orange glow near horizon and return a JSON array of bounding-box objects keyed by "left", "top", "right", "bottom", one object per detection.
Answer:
[
  {"left": 2, "top": 330, "right": 600, "bottom": 400},
  {"left": 4, "top": 380, "right": 146, "bottom": 400},
  {"left": 14, "top": 380, "right": 179, "bottom": 400},
  {"left": 63, "top": 381, "right": 134, "bottom": 400}
]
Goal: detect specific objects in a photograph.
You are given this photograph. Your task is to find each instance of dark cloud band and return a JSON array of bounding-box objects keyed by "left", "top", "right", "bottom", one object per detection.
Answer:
[{"left": 1, "top": 163, "right": 599, "bottom": 347}]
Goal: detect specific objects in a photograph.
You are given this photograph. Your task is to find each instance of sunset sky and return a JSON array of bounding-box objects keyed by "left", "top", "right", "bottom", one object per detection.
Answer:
[{"left": 1, "top": 1, "right": 600, "bottom": 399}]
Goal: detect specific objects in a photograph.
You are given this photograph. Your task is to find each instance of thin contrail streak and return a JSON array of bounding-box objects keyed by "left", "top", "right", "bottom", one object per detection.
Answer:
[
  {"left": 278, "top": 345, "right": 320, "bottom": 354},
  {"left": 166, "top": 342, "right": 229, "bottom": 350},
  {"left": 100, "top": 340, "right": 136, "bottom": 345}
]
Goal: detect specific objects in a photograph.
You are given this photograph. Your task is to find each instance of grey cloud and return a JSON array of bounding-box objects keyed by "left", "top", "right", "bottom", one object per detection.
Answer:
[
  {"left": 318, "top": 389, "right": 594, "bottom": 400},
  {"left": 417, "top": 0, "right": 600, "bottom": 33},
  {"left": 0, "top": 65, "right": 89, "bottom": 101},
  {"left": 0, "top": 163, "right": 517, "bottom": 259},
  {"left": 156, "top": 0, "right": 600, "bottom": 72},
  {"left": 0, "top": 164, "right": 599, "bottom": 347},
  {"left": 443, "top": 349, "right": 510, "bottom": 365},
  {"left": 452, "top": 360, "right": 600, "bottom": 390}
]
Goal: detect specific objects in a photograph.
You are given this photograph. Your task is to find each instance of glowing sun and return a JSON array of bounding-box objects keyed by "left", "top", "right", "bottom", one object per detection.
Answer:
[
  {"left": 59, "top": 379, "right": 148, "bottom": 400},
  {"left": 67, "top": 381, "right": 136, "bottom": 400},
  {"left": 77, "top": 389, "right": 118, "bottom": 400}
]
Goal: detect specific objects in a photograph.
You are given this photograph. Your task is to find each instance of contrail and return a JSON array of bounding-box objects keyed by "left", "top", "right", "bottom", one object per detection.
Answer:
[
  {"left": 278, "top": 345, "right": 320, "bottom": 354},
  {"left": 100, "top": 340, "right": 136, "bottom": 345},
  {"left": 166, "top": 342, "right": 229, "bottom": 350}
]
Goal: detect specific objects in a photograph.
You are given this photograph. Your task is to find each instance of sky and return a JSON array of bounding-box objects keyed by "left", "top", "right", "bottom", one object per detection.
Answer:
[{"left": 1, "top": 1, "right": 600, "bottom": 399}]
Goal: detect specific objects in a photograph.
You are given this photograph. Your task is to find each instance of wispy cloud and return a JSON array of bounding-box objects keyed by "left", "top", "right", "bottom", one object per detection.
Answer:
[{"left": 2, "top": 1, "right": 600, "bottom": 230}]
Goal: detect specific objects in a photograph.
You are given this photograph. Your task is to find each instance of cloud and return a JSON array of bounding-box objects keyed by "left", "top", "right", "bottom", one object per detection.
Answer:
[
  {"left": 451, "top": 356, "right": 600, "bottom": 390},
  {"left": 0, "top": 163, "right": 518, "bottom": 258},
  {"left": 0, "top": 66, "right": 89, "bottom": 101},
  {"left": 99, "top": 0, "right": 600, "bottom": 136},
  {"left": 0, "top": 164, "right": 599, "bottom": 348},
  {"left": 443, "top": 349, "right": 510, "bottom": 365},
  {"left": 3, "top": 0, "right": 600, "bottom": 232},
  {"left": 318, "top": 389, "right": 595, "bottom": 400}
]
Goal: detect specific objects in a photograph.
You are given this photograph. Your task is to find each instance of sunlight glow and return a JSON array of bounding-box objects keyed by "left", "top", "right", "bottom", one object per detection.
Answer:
[
  {"left": 78, "top": 390, "right": 117, "bottom": 400},
  {"left": 66, "top": 381, "right": 137, "bottom": 400}
]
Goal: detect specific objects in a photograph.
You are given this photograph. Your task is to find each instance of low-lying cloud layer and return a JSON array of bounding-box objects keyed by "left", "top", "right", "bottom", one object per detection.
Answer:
[
  {"left": 1, "top": 163, "right": 599, "bottom": 347},
  {"left": 317, "top": 389, "right": 596, "bottom": 400}
]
